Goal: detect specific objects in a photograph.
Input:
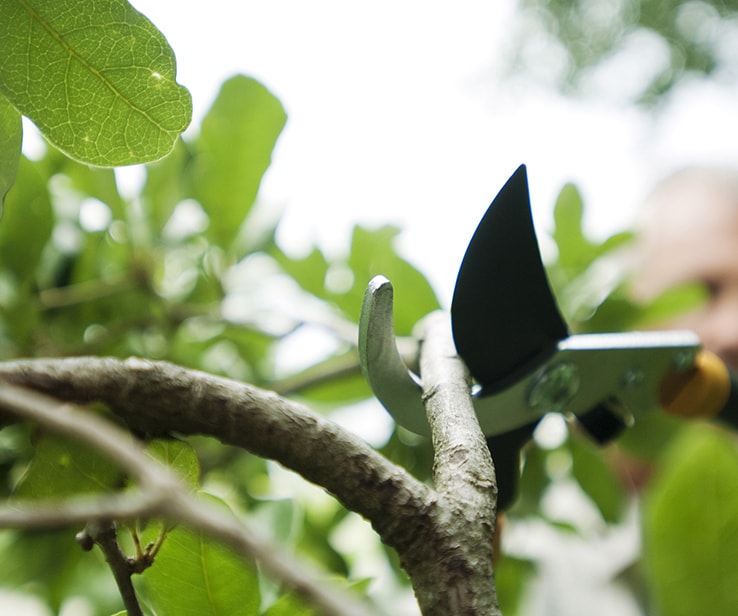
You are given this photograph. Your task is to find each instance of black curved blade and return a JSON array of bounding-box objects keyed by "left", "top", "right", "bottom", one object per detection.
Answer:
[{"left": 451, "top": 164, "right": 568, "bottom": 393}]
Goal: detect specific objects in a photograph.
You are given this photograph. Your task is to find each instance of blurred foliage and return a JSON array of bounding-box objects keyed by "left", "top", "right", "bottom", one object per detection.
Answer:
[
  {"left": 510, "top": 0, "right": 738, "bottom": 103},
  {"left": 644, "top": 424, "right": 738, "bottom": 615},
  {"left": 508, "top": 179, "right": 738, "bottom": 615}
]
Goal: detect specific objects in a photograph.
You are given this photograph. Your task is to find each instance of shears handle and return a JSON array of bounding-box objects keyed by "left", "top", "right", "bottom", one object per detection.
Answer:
[{"left": 660, "top": 350, "right": 738, "bottom": 429}]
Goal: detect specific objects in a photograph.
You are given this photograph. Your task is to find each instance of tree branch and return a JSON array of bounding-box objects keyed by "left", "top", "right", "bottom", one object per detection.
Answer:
[
  {"left": 399, "top": 312, "right": 501, "bottom": 615},
  {"left": 81, "top": 521, "right": 145, "bottom": 616},
  {"left": 0, "top": 346, "right": 501, "bottom": 615},
  {"left": 0, "top": 383, "right": 380, "bottom": 616},
  {"left": 0, "top": 357, "right": 433, "bottom": 531}
]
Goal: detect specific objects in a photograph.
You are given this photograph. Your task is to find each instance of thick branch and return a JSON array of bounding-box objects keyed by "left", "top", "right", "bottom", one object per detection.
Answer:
[{"left": 0, "top": 357, "right": 432, "bottom": 553}]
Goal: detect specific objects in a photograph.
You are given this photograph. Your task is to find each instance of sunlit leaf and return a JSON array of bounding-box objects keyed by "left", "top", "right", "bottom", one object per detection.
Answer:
[
  {"left": 193, "top": 75, "right": 287, "bottom": 250},
  {"left": 0, "top": 0, "right": 191, "bottom": 166},
  {"left": 0, "top": 156, "right": 53, "bottom": 284},
  {"left": 141, "top": 497, "right": 260, "bottom": 616},
  {"left": 644, "top": 425, "right": 738, "bottom": 615},
  {"left": 14, "top": 432, "right": 121, "bottom": 499},
  {"left": 552, "top": 183, "right": 593, "bottom": 271},
  {"left": 272, "top": 247, "right": 330, "bottom": 300},
  {"left": 0, "top": 92, "right": 21, "bottom": 208},
  {"left": 145, "top": 438, "right": 200, "bottom": 492},
  {"left": 345, "top": 225, "right": 440, "bottom": 334}
]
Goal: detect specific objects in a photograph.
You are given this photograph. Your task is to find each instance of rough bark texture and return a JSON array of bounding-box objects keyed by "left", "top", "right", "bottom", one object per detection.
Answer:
[
  {"left": 402, "top": 312, "right": 501, "bottom": 615},
  {"left": 0, "top": 338, "right": 500, "bottom": 615},
  {"left": 0, "top": 357, "right": 432, "bottom": 535}
]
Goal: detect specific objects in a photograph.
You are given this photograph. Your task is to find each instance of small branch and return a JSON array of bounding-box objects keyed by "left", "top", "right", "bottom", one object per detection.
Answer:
[
  {"left": 272, "top": 352, "right": 362, "bottom": 396},
  {"left": 418, "top": 312, "right": 497, "bottom": 500},
  {"left": 81, "top": 521, "right": 144, "bottom": 616},
  {"left": 0, "top": 490, "right": 161, "bottom": 529},
  {"left": 0, "top": 383, "right": 381, "bottom": 616},
  {"left": 39, "top": 277, "right": 136, "bottom": 310},
  {"left": 400, "top": 311, "right": 500, "bottom": 616}
]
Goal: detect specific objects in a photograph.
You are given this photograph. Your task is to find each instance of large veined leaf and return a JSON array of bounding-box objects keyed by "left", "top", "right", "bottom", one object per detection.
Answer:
[
  {"left": 644, "top": 425, "right": 738, "bottom": 615},
  {"left": 0, "top": 93, "right": 22, "bottom": 207},
  {"left": 0, "top": 0, "right": 191, "bottom": 166}
]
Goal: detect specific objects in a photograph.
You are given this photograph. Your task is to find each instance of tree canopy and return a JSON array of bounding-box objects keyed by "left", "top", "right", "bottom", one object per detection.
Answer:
[{"left": 509, "top": 0, "right": 738, "bottom": 103}]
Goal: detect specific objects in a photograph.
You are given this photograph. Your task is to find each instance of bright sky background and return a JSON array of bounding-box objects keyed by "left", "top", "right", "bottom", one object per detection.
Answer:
[{"left": 125, "top": 2, "right": 738, "bottom": 305}]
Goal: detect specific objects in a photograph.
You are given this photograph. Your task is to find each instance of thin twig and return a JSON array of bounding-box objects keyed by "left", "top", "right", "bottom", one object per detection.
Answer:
[{"left": 84, "top": 521, "right": 145, "bottom": 616}]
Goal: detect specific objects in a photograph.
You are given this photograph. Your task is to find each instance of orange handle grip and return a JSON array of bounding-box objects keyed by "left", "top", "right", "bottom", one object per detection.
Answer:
[{"left": 659, "top": 350, "right": 731, "bottom": 419}]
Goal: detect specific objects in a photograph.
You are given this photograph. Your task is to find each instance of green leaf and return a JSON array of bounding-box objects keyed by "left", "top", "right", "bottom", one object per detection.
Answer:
[
  {"left": 272, "top": 247, "right": 331, "bottom": 300},
  {"left": 0, "top": 529, "right": 119, "bottom": 612},
  {"left": 14, "top": 432, "right": 121, "bottom": 499},
  {"left": 274, "top": 225, "right": 439, "bottom": 334},
  {"left": 644, "top": 425, "right": 738, "bottom": 615},
  {"left": 509, "top": 444, "right": 549, "bottom": 516},
  {"left": 142, "top": 138, "right": 192, "bottom": 232},
  {"left": 635, "top": 282, "right": 708, "bottom": 328},
  {"left": 0, "top": 92, "right": 22, "bottom": 207},
  {"left": 0, "top": 156, "right": 53, "bottom": 282},
  {"left": 0, "top": 0, "right": 191, "bottom": 166},
  {"left": 263, "top": 592, "right": 319, "bottom": 616},
  {"left": 569, "top": 437, "right": 626, "bottom": 523},
  {"left": 552, "top": 183, "right": 594, "bottom": 271},
  {"left": 496, "top": 556, "right": 535, "bottom": 616},
  {"left": 145, "top": 438, "right": 200, "bottom": 492},
  {"left": 344, "top": 225, "right": 440, "bottom": 334},
  {"left": 141, "top": 499, "right": 260, "bottom": 616},
  {"left": 43, "top": 147, "right": 128, "bottom": 220},
  {"left": 193, "top": 75, "right": 287, "bottom": 249}
]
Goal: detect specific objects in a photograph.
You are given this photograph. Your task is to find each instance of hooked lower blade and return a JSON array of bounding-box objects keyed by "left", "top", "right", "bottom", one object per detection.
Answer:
[{"left": 451, "top": 165, "right": 569, "bottom": 393}]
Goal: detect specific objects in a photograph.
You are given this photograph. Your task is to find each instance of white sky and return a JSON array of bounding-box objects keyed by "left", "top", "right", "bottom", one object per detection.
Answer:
[{"left": 95, "top": 2, "right": 738, "bottom": 305}]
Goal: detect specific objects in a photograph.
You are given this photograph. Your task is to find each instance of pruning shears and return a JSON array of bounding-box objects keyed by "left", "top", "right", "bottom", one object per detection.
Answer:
[{"left": 359, "top": 165, "right": 738, "bottom": 510}]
